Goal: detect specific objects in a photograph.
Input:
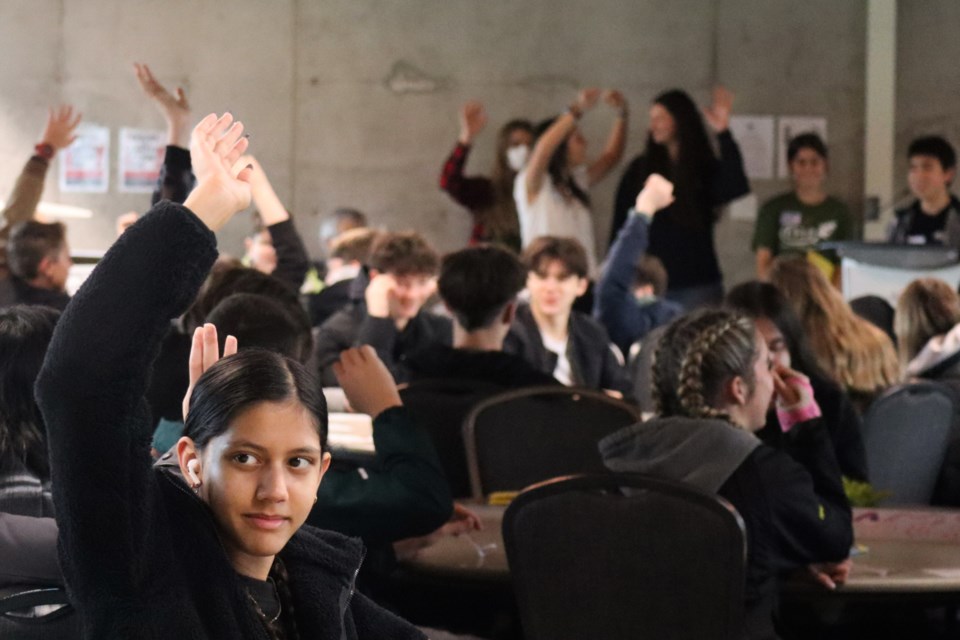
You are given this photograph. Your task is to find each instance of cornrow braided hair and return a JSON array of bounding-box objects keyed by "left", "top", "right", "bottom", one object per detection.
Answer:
[
  {"left": 651, "top": 309, "right": 757, "bottom": 427},
  {"left": 677, "top": 318, "right": 741, "bottom": 420}
]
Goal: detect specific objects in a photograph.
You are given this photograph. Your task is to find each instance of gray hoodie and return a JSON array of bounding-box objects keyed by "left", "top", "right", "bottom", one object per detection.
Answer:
[{"left": 598, "top": 416, "right": 762, "bottom": 493}]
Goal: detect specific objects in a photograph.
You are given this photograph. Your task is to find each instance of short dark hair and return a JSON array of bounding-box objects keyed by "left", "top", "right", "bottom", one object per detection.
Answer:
[
  {"left": 184, "top": 268, "right": 312, "bottom": 359},
  {"left": 368, "top": 231, "right": 439, "bottom": 276},
  {"left": 521, "top": 236, "right": 589, "bottom": 279},
  {"left": 334, "top": 208, "right": 368, "bottom": 231},
  {"left": 184, "top": 349, "right": 327, "bottom": 451},
  {"left": 787, "top": 133, "right": 828, "bottom": 163},
  {"left": 633, "top": 255, "right": 668, "bottom": 296},
  {"left": 438, "top": 245, "right": 525, "bottom": 331},
  {"left": 908, "top": 136, "right": 957, "bottom": 171},
  {"left": 8, "top": 221, "right": 66, "bottom": 280},
  {"left": 206, "top": 293, "right": 312, "bottom": 363},
  {"left": 0, "top": 305, "right": 60, "bottom": 479},
  {"left": 330, "top": 228, "right": 380, "bottom": 264}
]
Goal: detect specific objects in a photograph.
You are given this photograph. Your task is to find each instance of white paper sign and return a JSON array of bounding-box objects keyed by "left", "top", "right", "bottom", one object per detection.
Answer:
[
  {"left": 728, "top": 115, "right": 775, "bottom": 180},
  {"left": 777, "top": 116, "right": 828, "bottom": 179},
  {"left": 59, "top": 124, "right": 110, "bottom": 193},
  {"left": 119, "top": 128, "right": 166, "bottom": 193}
]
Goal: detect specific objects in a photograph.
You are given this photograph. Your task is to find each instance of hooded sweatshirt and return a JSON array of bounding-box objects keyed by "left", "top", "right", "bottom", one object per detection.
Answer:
[{"left": 599, "top": 416, "right": 852, "bottom": 640}]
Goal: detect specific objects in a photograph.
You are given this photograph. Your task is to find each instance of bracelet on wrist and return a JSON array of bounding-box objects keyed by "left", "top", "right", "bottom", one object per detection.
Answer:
[{"left": 34, "top": 143, "right": 55, "bottom": 161}]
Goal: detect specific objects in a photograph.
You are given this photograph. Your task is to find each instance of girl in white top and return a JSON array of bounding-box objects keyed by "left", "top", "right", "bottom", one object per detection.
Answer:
[{"left": 514, "top": 88, "right": 628, "bottom": 276}]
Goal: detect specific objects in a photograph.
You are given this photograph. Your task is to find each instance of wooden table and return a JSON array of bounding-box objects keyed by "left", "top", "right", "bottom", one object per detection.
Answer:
[{"left": 401, "top": 505, "right": 960, "bottom": 597}]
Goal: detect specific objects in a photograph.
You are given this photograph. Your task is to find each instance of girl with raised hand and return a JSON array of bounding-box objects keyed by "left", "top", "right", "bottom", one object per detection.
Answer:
[
  {"left": 611, "top": 87, "right": 750, "bottom": 309},
  {"left": 599, "top": 308, "right": 852, "bottom": 640},
  {"left": 439, "top": 100, "right": 533, "bottom": 252},
  {"left": 515, "top": 88, "right": 628, "bottom": 276},
  {"left": 36, "top": 113, "right": 423, "bottom": 639}
]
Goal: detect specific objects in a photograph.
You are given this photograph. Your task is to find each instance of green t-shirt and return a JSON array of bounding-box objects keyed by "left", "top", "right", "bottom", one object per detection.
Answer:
[{"left": 752, "top": 192, "right": 853, "bottom": 257}]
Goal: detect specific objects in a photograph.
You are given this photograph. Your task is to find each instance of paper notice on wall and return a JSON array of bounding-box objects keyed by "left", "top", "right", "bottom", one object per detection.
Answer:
[
  {"left": 728, "top": 115, "right": 775, "bottom": 180},
  {"left": 59, "top": 124, "right": 110, "bottom": 193},
  {"left": 777, "top": 116, "right": 828, "bottom": 179},
  {"left": 118, "top": 128, "right": 166, "bottom": 192}
]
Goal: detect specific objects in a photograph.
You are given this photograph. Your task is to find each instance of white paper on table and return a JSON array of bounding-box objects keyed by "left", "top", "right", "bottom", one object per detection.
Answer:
[
  {"left": 118, "top": 128, "right": 166, "bottom": 193},
  {"left": 777, "top": 116, "right": 827, "bottom": 179},
  {"left": 327, "top": 412, "right": 374, "bottom": 453},
  {"left": 922, "top": 568, "right": 960, "bottom": 579},
  {"left": 59, "top": 124, "right": 110, "bottom": 193},
  {"left": 728, "top": 115, "right": 775, "bottom": 180}
]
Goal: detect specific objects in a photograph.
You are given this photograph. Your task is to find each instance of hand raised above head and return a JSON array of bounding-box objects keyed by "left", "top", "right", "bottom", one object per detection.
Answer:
[
  {"left": 332, "top": 345, "right": 402, "bottom": 419},
  {"left": 182, "top": 112, "right": 253, "bottom": 231},
  {"left": 576, "top": 88, "right": 602, "bottom": 112},
  {"left": 635, "top": 173, "right": 675, "bottom": 215},
  {"left": 702, "top": 85, "right": 734, "bottom": 132},
  {"left": 182, "top": 323, "right": 238, "bottom": 421},
  {"left": 133, "top": 63, "right": 191, "bottom": 146},
  {"left": 603, "top": 89, "right": 627, "bottom": 111},
  {"left": 40, "top": 104, "right": 82, "bottom": 150},
  {"left": 458, "top": 101, "right": 488, "bottom": 144}
]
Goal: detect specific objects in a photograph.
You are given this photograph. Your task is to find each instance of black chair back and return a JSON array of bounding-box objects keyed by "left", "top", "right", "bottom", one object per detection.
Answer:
[
  {"left": 862, "top": 381, "right": 957, "bottom": 504},
  {"left": 463, "top": 386, "right": 640, "bottom": 499},
  {"left": 0, "top": 586, "right": 80, "bottom": 639},
  {"left": 400, "top": 378, "right": 505, "bottom": 498},
  {"left": 503, "top": 473, "right": 746, "bottom": 640}
]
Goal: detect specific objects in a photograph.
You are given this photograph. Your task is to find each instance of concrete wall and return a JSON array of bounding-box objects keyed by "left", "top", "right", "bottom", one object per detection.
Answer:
[{"left": 0, "top": 0, "right": 875, "bottom": 289}]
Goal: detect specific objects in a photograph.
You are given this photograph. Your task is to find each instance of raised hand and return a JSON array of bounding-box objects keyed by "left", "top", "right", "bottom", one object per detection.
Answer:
[
  {"left": 603, "top": 89, "right": 627, "bottom": 112},
  {"left": 703, "top": 85, "right": 734, "bottom": 132},
  {"left": 182, "top": 323, "right": 238, "bottom": 421},
  {"left": 635, "top": 173, "right": 675, "bottom": 215},
  {"left": 182, "top": 112, "right": 252, "bottom": 231},
  {"left": 458, "top": 101, "right": 488, "bottom": 145},
  {"left": 133, "top": 63, "right": 191, "bottom": 147},
  {"left": 575, "top": 88, "right": 602, "bottom": 112},
  {"left": 40, "top": 105, "right": 82, "bottom": 150},
  {"left": 332, "top": 346, "right": 402, "bottom": 419}
]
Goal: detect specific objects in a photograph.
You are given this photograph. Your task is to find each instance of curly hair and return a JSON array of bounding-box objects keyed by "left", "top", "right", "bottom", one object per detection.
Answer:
[{"left": 652, "top": 309, "right": 758, "bottom": 426}]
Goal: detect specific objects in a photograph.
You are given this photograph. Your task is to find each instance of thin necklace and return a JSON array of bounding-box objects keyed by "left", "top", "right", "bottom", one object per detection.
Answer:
[{"left": 245, "top": 576, "right": 282, "bottom": 624}]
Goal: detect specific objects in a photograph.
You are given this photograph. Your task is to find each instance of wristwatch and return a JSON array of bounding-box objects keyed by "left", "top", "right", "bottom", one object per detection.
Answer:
[{"left": 34, "top": 142, "right": 55, "bottom": 160}]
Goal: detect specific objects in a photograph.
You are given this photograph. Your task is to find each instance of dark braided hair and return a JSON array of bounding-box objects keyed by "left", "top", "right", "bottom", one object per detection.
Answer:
[
  {"left": 652, "top": 309, "right": 758, "bottom": 426},
  {"left": 271, "top": 557, "right": 300, "bottom": 640}
]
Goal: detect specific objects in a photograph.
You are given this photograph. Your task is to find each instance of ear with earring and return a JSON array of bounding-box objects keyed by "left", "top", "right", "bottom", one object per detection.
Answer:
[{"left": 186, "top": 459, "right": 202, "bottom": 492}]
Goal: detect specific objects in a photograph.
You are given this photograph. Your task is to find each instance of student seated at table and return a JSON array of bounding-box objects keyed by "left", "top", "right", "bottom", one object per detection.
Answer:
[
  {"left": 35, "top": 113, "right": 424, "bottom": 638},
  {"left": 599, "top": 308, "right": 853, "bottom": 640},
  {"left": 594, "top": 174, "right": 684, "bottom": 356},
  {"left": 894, "top": 277, "right": 960, "bottom": 505},
  {"left": 314, "top": 231, "right": 452, "bottom": 385},
  {"left": 308, "top": 227, "right": 380, "bottom": 327},
  {"left": 726, "top": 281, "right": 869, "bottom": 482},
  {"left": 506, "top": 235, "right": 632, "bottom": 397},
  {"left": 0, "top": 305, "right": 60, "bottom": 592}
]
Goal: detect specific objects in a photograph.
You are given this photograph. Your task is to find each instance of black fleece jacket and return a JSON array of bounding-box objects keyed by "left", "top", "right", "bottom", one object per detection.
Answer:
[{"left": 36, "top": 202, "right": 422, "bottom": 639}]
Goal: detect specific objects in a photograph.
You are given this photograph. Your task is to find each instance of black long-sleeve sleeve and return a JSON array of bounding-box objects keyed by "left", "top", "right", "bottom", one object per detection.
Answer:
[
  {"left": 150, "top": 145, "right": 195, "bottom": 205},
  {"left": 268, "top": 217, "right": 310, "bottom": 292},
  {"left": 36, "top": 202, "right": 217, "bottom": 602}
]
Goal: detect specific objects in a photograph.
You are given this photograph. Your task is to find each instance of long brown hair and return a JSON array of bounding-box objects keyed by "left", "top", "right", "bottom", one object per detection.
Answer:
[
  {"left": 484, "top": 119, "right": 532, "bottom": 248},
  {"left": 894, "top": 278, "right": 960, "bottom": 367},
  {"left": 769, "top": 257, "right": 898, "bottom": 395}
]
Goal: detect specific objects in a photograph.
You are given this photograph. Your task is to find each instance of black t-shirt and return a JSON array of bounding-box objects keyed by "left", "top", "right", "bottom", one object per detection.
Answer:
[
  {"left": 902, "top": 201, "right": 950, "bottom": 245},
  {"left": 238, "top": 574, "right": 282, "bottom": 631}
]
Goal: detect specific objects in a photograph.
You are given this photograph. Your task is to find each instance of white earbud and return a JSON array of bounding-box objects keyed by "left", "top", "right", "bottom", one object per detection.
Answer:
[{"left": 186, "top": 459, "right": 202, "bottom": 487}]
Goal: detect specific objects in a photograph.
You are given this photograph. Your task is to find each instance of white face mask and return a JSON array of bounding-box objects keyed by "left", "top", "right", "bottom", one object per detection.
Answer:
[{"left": 506, "top": 144, "right": 529, "bottom": 172}]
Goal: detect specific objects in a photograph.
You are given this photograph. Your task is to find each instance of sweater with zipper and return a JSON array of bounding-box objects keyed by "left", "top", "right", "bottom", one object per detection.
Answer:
[{"left": 36, "top": 201, "right": 423, "bottom": 639}]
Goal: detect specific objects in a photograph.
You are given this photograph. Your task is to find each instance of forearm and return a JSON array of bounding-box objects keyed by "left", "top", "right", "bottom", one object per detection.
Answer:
[
  {"left": 1, "top": 155, "right": 48, "bottom": 229},
  {"left": 710, "top": 130, "right": 750, "bottom": 205},
  {"left": 314, "top": 407, "right": 453, "bottom": 545},
  {"left": 755, "top": 248, "right": 773, "bottom": 279},
  {"left": 267, "top": 218, "right": 309, "bottom": 291},
  {"left": 151, "top": 145, "right": 195, "bottom": 205},
  {"left": 526, "top": 112, "right": 578, "bottom": 190},
  {"left": 589, "top": 114, "right": 627, "bottom": 185},
  {"left": 36, "top": 203, "right": 217, "bottom": 586},
  {"left": 596, "top": 214, "right": 650, "bottom": 348}
]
